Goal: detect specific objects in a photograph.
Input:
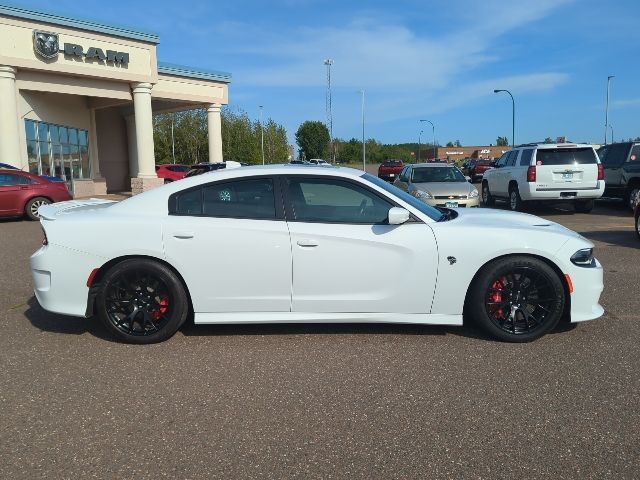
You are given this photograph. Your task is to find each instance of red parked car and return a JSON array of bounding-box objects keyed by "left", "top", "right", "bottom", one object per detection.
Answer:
[
  {"left": 378, "top": 159, "right": 404, "bottom": 182},
  {"left": 469, "top": 159, "right": 495, "bottom": 182},
  {"left": 0, "top": 169, "right": 72, "bottom": 220},
  {"left": 156, "top": 164, "right": 189, "bottom": 183}
]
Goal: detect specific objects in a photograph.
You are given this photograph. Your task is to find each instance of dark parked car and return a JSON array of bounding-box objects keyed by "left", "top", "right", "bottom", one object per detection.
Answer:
[
  {"left": 635, "top": 202, "right": 640, "bottom": 240},
  {"left": 156, "top": 164, "right": 189, "bottom": 183},
  {"left": 0, "top": 169, "right": 72, "bottom": 220},
  {"left": 596, "top": 142, "right": 640, "bottom": 209},
  {"left": 468, "top": 159, "right": 494, "bottom": 182},
  {"left": 378, "top": 159, "right": 404, "bottom": 181},
  {"left": 185, "top": 161, "right": 243, "bottom": 178}
]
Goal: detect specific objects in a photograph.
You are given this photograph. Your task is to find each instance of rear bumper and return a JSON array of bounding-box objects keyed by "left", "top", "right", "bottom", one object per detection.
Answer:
[
  {"left": 378, "top": 173, "right": 401, "bottom": 181},
  {"left": 520, "top": 181, "right": 605, "bottom": 201},
  {"left": 30, "top": 243, "right": 102, "bottom": 318}
]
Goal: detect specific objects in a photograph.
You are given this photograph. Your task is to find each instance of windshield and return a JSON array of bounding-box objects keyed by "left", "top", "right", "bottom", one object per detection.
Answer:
[
  {"left": 361, "top": 173, "right": 443, "bottom": 221},
  {"left": 411, "top": 166, "right": 466, "bottom": 183},
  {"left": 536, "top": 148, "right": 597, "bottom": 165}
]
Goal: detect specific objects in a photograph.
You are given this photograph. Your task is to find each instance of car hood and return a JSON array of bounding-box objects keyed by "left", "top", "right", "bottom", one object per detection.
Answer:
[
  {"left": 412, "top": 181, "right": 474, "bottom": 196},
  {"left": 449, "top": 207, "right": 584, "bottom": 240}
]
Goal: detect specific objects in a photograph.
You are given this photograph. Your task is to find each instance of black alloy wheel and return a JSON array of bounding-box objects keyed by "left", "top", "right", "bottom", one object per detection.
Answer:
[
  {"left": 96, "top": 259, "right": 188, "bottom": 344},
  {"left": 467, "top": 256, "right": 565, "bottom": 342}
]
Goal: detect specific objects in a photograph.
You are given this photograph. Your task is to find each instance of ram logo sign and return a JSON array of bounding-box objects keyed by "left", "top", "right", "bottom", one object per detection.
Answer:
[{"left": 32, "top": 30, "right": 130, "bottom": 66}]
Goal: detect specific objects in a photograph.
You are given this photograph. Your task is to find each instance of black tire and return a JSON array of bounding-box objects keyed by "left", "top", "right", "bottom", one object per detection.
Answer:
[
  {"left": 163, "top": 179, "right": 173, "bottom": 185},
  {"left": 627, "top": 186, "right": 640, "bottom": 211},
  {"left": 508, "top": 185, "right": 524, "bottom": 211},
  {"left": 96, "top": 259, "right": 189, "bottom": 344},
  {"left": 466, "top": 256, "right": 565, "bottom": 342},
  {"left": 25, "top": 197, "right": 51, "bottom": 221},
  {"left": 635, "top": 212, "right": 640, "bottom": 241},
  {"left": 574, "top": 199, "right": 594, "bottom": 213},
  {"left": 481, "top": 181, "right": 495, "bottom": 207}
]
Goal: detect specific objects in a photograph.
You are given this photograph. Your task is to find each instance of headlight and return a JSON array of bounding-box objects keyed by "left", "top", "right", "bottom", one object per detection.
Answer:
[
  {"left": 570, "top": 248, "right": 596, "bottom": 267},
  {"left": 412, "top": 189, "right": 433, "bottom": 199},
  {"left": 469, "top": 189, "right": 479, "bottom": 198}
]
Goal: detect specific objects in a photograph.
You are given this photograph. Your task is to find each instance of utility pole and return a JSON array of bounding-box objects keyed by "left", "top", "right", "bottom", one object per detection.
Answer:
[
  {"left": 360, "top": 90, "right": 366, "bottom": 171},
  {"left": 171, "top": 113, "right": 176, "bottom": 163},
  {"left": 324, "top": 59, "right": 334, "bottom": 162}
]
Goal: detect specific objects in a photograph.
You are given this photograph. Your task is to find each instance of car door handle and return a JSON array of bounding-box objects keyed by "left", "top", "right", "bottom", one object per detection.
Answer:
[
  {"left": 173, "top": 232, "right": 195, "bottom": 239},
  {"left": 297, "top": 239, "right": 318, "bottom": 247}
]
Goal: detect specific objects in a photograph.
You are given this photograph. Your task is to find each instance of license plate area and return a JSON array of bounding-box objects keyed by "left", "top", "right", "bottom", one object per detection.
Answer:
[{"left": 445, "top": 201, "right": 458, "bottom": 208}]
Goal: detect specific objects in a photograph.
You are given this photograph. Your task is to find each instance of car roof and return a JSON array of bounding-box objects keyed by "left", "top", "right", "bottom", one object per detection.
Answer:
[
  {"left": 516, "top": 143, "right": 594, "bottom": 149},
  {"left": 410, "top": 163, "right": 456, "bottom": 168}
]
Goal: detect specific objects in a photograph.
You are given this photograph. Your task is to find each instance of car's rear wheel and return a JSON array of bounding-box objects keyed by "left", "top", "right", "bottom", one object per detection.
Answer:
[
  {"left": 96, "top": 259, "right": 189, "bottom": 344},
  {"left": 481, "top": 182, "right": 495, "bottom": 206},
  {"left": 635, "top": 212, "right": 640, "bottom": 240},
  {"left": 467, "top": 256, "right": 565, "bottom": 342},
  {"left": 25, "top": 197, "right": 51, "bottom": 221},
  {"left": 508, "top": 185, "right": 525, "bottom": 211},
  {"left": 574, "top": 199, "right": 594, "bottom": 213}
]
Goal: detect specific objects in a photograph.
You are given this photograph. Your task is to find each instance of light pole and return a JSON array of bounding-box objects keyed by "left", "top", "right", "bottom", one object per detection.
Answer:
[
  {"left": 605, "top": 75, "right": 614, "bottom": 145},
  {"left": 170, "top": 113, "right": 176, "bottom": 163},
  {"left": 493, "top": 89, "right": 515, "bottom": 146},
  {"left": 324, "top": 58, "right": 334, "bottom": 162},
  {"left": 610, "top": 124, "right": 614, "bottom": 143},
  {"left": 359, "top": 90, "right": 366, "bottom": 171},
  {"left": 420, "top": 119, "right": 435, "bottom": 161},
  {"left": 259, "top": 105, "right": 265, "bottom": 165},
  {"left": 418, "top": 130, "right": 423, "bottom": 163}
]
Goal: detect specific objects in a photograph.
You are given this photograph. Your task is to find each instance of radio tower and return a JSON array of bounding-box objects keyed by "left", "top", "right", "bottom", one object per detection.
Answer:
[{"left": 324, "top": 58, "right": 333, "bottom": 161}]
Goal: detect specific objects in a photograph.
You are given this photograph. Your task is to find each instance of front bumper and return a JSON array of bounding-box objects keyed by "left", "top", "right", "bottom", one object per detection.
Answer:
[
  {"left": 566, "top": 257, "right": 605, "bottom": 322},
  {"left": 424, "top": 197, "right": 480, "bottom": 208}
]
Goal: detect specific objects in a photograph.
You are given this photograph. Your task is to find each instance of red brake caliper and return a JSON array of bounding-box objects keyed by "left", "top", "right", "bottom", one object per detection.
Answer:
[
  {"left": 489, "top": 279, "right": 505, "bottom": 319},
  {"left": 152, "top": 295, "right": 169, "bottom": 321}
]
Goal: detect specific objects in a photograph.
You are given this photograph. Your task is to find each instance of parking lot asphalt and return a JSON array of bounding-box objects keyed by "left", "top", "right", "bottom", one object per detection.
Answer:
[{"left": 1, "top": 196, "right": 638, "bottom": 479}]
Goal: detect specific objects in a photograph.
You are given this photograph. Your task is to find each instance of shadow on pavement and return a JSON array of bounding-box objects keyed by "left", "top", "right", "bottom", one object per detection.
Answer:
[
  {"left": 24, "top": 295, "right": 578, "bottom": 344},
  {"left": 24, "top": 296, "right": 113, "bottom": 341},
  {"left": 578, "top": 230, "right": 639, "bottom": 249}
]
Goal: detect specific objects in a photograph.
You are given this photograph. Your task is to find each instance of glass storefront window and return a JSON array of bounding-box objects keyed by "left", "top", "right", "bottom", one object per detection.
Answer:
[{"left": 23, "top": 120, "right": 91, "bottom": 191}]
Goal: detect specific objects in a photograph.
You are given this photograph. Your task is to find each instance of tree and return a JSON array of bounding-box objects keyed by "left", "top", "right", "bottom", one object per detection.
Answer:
[
  {"left": 295, "top": 121, "right": 330, "bottom": 160},
  {"left": 544, "top": 137, "right": 554, "bottom": 144},
  {"left": 446, "top": 141, "right": 455, "bottom": 147},
  {"left": 496, "top": 136, "right": 509, "bottom": 146},
  {"left": 454, "top": 140, "right": 462, "bottom": 147}
]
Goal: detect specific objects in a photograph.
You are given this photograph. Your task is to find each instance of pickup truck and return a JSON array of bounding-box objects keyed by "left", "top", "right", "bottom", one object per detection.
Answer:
[
  {"left": 378, "top": 159, "right": 404, "bottom": 182},
  {"left": 596, "top": 142, "right": 640, "bottom": 209}
]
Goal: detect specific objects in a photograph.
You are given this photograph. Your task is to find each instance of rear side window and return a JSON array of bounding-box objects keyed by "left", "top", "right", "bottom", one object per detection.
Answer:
[
  {"left": 0, "top": 174, "right": 30, "bottom": 185},
  {"left": 172, "top": 178, "right": 276, "bottom": 219},
  {"left": 629, "top": 144, "right": 640, "bottom": 162},
  {"left": 535, "top": 148, "right": 597, "bottom": 165},
  {"left": 519, "top": 149, "right": 534, "bottom": 166},
  {"left": 600, "top": 143, "right": 629, "bottom": 167}
]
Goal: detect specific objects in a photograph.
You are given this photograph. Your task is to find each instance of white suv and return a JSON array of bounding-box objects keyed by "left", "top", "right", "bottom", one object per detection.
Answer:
[{"left": 481, "top": 143, "right": 604, "bottom": 213}]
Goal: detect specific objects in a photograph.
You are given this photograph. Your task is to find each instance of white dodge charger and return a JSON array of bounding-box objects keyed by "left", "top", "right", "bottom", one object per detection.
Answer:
[{"left": 30, "top": 165, "right": 604, "bottom": 344}]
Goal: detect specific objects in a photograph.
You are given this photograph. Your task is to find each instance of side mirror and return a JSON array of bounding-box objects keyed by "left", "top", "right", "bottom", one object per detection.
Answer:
[{"left": 388, "top": 207, "right": 410, "bottom": 225}]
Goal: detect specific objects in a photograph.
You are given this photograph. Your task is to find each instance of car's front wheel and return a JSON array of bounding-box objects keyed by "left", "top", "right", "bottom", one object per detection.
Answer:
[
  {"left": 627, "top": 186, "right": 640, "bottom": 211},
  {"left": 96, "top": 259, "right": 189, "bottom": 344},
  {"left": 467, "top": 256, "right": 565, "bottom": 342},
  {"left": 508, "top": 185, "right": 524, "bottom": 211},
  {"left": 25, "top": 197, "right": 51, "bottom": 221}
]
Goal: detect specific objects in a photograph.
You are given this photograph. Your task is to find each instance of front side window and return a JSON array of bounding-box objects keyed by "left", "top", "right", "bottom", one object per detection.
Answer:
[
  {"left": 173, "top": 178, "right": 276, "bottom": 219},
  {"left": 286, "top": 177, "right": 392, "bottom": 224},
  {"left": 399, "top": 167, "right": 409, "bottom": 182},
  {"left": 506, "top": 150, "right": 518, "bottom": 166},
  {"left": 495, "top": 153, "right": 508, "bottom": 167}
]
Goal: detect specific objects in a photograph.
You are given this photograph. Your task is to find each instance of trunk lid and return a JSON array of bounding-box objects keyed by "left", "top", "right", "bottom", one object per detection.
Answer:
[
  {"left": 533, "top": 146, "right": 599, "bottom": 190},
  {"left": 38, "top": 198, "right": 117, "bottom": 220}
]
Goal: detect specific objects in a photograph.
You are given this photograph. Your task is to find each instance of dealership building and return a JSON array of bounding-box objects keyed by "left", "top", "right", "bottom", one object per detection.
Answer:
[
  {"left": 418, "top": 145, "right": 511, "bottom": 162},
  {"left": 0, "top": 3, "right": 230, "bottom": 196}
]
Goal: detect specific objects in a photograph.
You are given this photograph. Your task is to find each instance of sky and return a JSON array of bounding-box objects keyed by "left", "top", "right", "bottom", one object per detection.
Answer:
[{"left": 22, "top": 0, "right": 640, "bottom": 146}]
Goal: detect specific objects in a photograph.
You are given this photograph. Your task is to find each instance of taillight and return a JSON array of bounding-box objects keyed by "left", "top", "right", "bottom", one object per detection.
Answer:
[
  {"left": 597, "top": 164, "right": 604, "bottom": 181},
  {"left": 527, "top": 165, "right": 536, "bottom": 182}
]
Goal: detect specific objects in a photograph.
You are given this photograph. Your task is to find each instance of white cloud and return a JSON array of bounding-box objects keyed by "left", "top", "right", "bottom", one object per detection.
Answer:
[{"left": 612, "top": 98, "right": 640, "bottom": 109}]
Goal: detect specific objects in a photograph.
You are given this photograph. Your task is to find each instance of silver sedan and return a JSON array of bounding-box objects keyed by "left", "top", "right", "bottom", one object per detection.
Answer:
[{"left": 393, "top": 163, "right": 480, "bottom": 208}]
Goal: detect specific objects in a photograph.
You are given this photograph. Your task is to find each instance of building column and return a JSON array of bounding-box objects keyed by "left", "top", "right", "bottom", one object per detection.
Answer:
[
  {"left": 130, "top": 82, "right": 162, "bottom": 194},
  {"left": 0, "top": 66, "right": 22, "bottom": 169},
  {"left": 207, "top": 103, "right": 223, "bottom": 163},
  {"left": 88, "top": 108, "right": 106, "bottom": 195},
  {"left": 125, "top": 114, "right": 138, "bottom": 178}
]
